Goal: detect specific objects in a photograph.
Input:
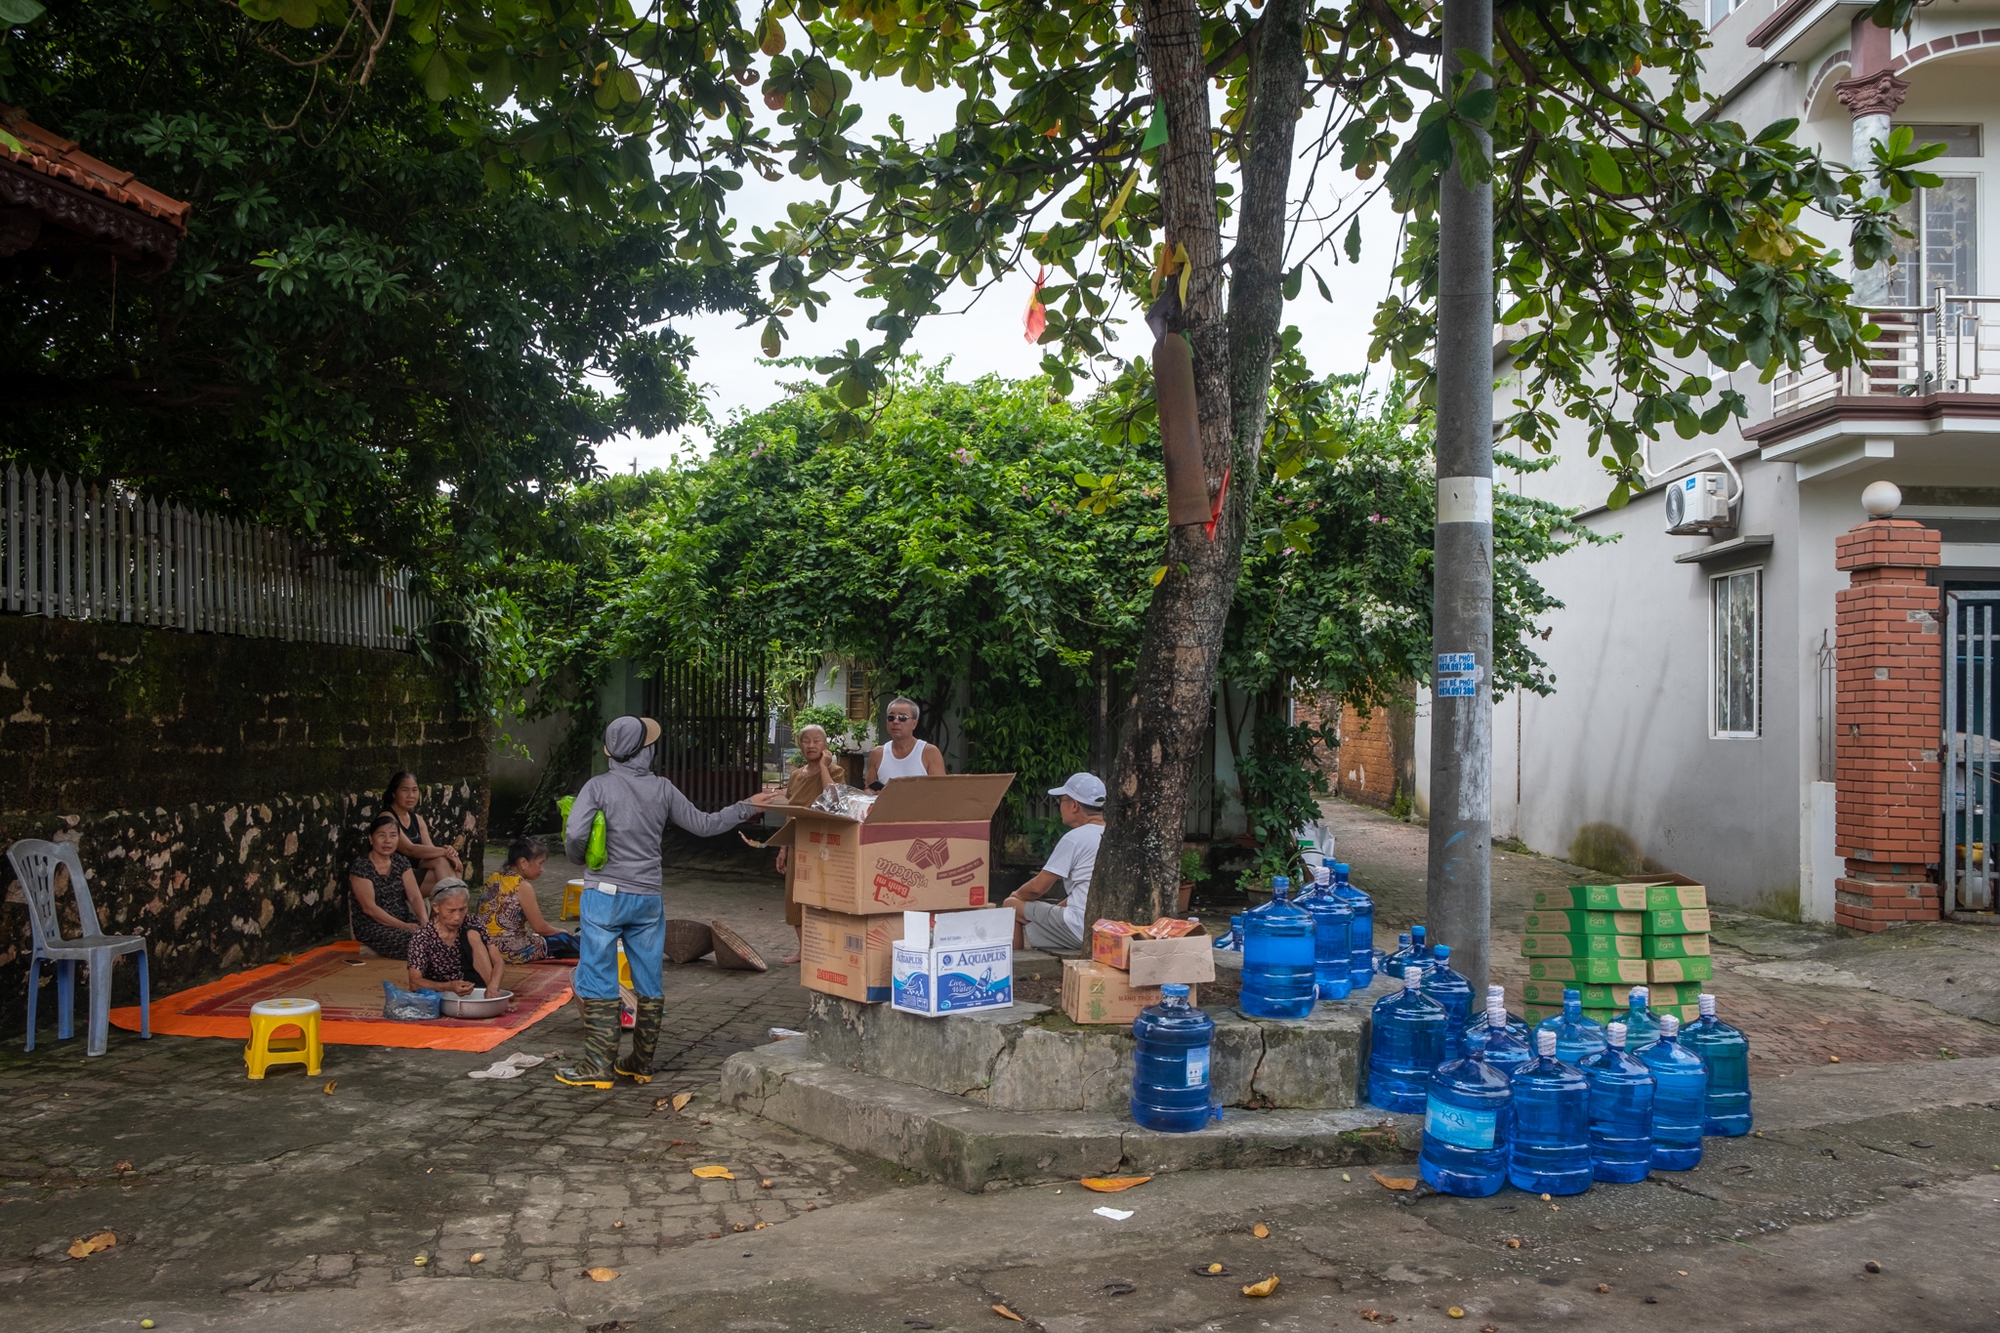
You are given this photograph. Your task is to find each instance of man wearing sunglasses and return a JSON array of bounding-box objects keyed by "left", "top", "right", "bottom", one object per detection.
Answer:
[{"left": 865, "top": 695, "right": 946, "bottom": 788}]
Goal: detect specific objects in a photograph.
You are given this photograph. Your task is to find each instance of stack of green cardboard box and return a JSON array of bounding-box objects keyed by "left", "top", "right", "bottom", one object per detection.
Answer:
[{"left": 1519, "top": 876, "right": 1711, "bottom": 1028}]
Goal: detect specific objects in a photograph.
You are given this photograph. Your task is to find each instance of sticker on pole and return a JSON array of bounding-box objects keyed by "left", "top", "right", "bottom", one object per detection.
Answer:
[{"left": 1436, "top": 652, "right": 1481, "bottom": 698}]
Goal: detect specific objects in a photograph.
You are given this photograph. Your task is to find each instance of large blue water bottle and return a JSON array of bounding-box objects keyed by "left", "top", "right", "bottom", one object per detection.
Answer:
[
  {"left": 1621, "top": 986, "right": 1661, "bottom": 1050},
  {"left": 1331, "top": 862, "right": 1375, "bottom": 989},
  {"left": 1240, "top": 876, "right": 1316, "bottom": 1019},
  {"left": 1467, "top": 984, "right": 1531, "bottom": 1049},
  {"left": 1130, "top": 983, "right": 1219, "bottom": 1132},
  {"left": 1681, "top": 993, "right": 1752, "bottom": 1136},
  {"left": 1507, "top": 1028, "right": 1592, "bottom": 1195},
  {"left": 1635, "top": 1013, "right": 1706, "bottom": 1170},
  {"left": 1535, "top": 989, "right": 1609, "bottom": 1064},
  {"left": 1422, "top": 944, "right": 1475, "bottom": 1061},
  {"left": 1300, "top": 867, "right": 1354, "bottom": 1001},
  {"left": 1472, "top": 989, "right": 1533, "bottom": 1078},
  {"left": 1384, "top": 924, "right": 1425, "bottom": 978},
  {"left": 1419, "top": 1030, "right": 1512, "bottom": 1196},
  {"left": 1578, "top": 1021, "right": 1656, "bottom": 1183},
  {"left": 1365, "top": 965, "right": 1448, "bottom": 1113}
]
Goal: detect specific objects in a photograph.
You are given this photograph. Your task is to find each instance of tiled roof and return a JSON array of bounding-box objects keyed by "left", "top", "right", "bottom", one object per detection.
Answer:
[{"left": 1, "top": 104, "right": 189, "bottom": 232}]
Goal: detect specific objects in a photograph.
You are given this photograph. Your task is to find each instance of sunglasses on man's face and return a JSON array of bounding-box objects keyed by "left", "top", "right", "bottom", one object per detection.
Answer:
[{"left": 887, "top": 713, "right": 916, "bottom": 722}]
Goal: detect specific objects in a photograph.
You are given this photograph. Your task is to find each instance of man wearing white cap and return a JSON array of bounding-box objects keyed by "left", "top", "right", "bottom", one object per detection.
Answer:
[{"left": 1003, "top": 772, "right": 1107, "bottom": 952}]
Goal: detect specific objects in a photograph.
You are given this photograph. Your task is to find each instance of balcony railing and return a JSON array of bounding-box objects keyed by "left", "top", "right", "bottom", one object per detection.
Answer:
[{"left": 1772, "top": 290, "right": 2000, "bottom": 416}]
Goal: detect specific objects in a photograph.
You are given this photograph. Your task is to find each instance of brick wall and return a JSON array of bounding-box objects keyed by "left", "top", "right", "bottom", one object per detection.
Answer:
[
  {"left": 0, "top": 616, "right": 487, "bottom": 1029},
  {"left": 1832, "top": 519, "right": 1942, "bottom": 932},
  {"left": 1300, "top": 684, "right": 1416, "bottom": 813}
]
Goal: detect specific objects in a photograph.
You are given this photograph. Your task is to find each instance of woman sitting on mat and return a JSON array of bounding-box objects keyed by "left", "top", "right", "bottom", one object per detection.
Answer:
[
  {"left": 349, "top": 813, "right": 427, "bottom": 960},
  {"left": 408, "top": 879, "right": 506, "bottom": 1001},
  {"left": 382, "top": 770, "right": 462, "bottom": 898},
  {"left": 474, "top": 836, "right": 576, "bottom": 964}
]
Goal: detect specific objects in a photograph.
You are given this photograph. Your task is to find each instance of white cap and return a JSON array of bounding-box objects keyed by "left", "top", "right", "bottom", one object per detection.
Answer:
[
  {"left": 1316, "top": 865, "right": 1332, "bottom": 885},
  {"left": 1537, "top": 1029, "right": 1557, "bottom": 1057},
  {"left": 1487, "top": 984, "right": 1505, "bottom": 1003},
  {"left": 1659, "top": 1014, "right": 1680, "bottom": 1039},
  {"left": 1631, "top": 986, "right": 1649, "bottom": 1002},
  {"left": 1607, "top": 1021, "right": 1628, "bottom": 1049},
  {"left": 1047, "top": 772, "right": 1107, "bottom": 807},
  {"left": 1698, "top": 993, "right": 1716, "bottom": 1018},
  {"left": 1403, "top": 966, "right": 1426, "bottom": 991}
]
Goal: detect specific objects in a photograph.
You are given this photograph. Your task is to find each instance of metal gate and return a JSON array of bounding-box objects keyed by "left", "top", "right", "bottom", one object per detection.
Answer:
[
  {"left": 643, "top": 647, "right": 769, "bottom": 812},
  {"left": 1945, "top": 591, "right": 2000, "bottom": 912}
]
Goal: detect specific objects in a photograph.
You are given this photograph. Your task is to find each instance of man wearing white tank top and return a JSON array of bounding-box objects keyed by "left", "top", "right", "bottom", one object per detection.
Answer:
[{"left": 865, "top": 696, "right": 946, "bottom": 788}]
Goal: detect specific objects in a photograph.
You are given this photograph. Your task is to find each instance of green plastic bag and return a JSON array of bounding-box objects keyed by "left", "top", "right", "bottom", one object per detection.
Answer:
[{"left": 556, "top": 796, "right": 608, "bottom": 870}]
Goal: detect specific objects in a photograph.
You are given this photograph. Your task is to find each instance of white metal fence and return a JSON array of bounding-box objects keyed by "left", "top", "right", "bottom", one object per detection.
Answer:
[
  {"left": 1773, "top": 289, "right": 2000, "bottom": 416},
  {"left": 0, "top": 464, "right": 430, "bottom": 650}
]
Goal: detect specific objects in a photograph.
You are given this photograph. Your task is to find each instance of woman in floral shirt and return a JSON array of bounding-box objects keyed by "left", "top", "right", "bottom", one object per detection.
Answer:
[
  {"left": 407, "top": 879, "right": 505, "bottom": 1000},
  {"left": 474, "top": 837, "right": 572, "bottom": 964}
]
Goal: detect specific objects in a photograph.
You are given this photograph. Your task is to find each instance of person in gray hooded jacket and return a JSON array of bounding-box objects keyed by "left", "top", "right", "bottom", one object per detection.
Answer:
[{"left": 556, "top": 715, "right": 781, "bottom": 1088}]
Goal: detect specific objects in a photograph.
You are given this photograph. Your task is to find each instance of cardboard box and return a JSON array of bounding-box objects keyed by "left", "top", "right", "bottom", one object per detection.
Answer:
[
  {"left": 1647, "top": 955, "right": 1714, "bottom": 984},
  {"left": 904, "top": 906, "right": 1016, "bottom": 950},
  {"left": 1532, "top": 877, "right": 1708, "bottom": 912},
  {"left": 1060, "top": 958, "right": 1192, "bottom": 1025},
  {"left": 799, "top": 907, "right": 906, "bottom": 1003},
  {"left": 771, "top": 773, "right": 1014, "bottom": 915},
  {"left": 1521, "top": 932, "right": 1644, "bottom": 959},
  {"left": 890, "top": 940, "right": 1013, "bottom": 1016},
  {"left": 1522, "top": 909, "right": 1643, "bottom": 936},
  {"left": 1092, "top": 921, "right": 1214, "bottom": 986},
  {"left": 1521, "top": 981, "right": 1687, "bottom": 1009},
  {"left": 1640, "top": 908, "right": 1711, "bottom": 936},
  {"left": 1521, "top": 955, "right": 1649, "bottom": 984},
  {"left": 1642, "top": 932, "right": 1712, "bottom": 959}
]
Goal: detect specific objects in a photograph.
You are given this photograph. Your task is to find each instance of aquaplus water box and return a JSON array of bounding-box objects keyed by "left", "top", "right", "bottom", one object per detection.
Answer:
[{"left": 890, "top": 941, "right": 1013, "bottom": 1017}]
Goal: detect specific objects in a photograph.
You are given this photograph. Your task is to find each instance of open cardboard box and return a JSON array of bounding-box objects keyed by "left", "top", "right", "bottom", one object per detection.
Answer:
[{"left": 768, "top": 773, "right": 1015, "bottom": 915}]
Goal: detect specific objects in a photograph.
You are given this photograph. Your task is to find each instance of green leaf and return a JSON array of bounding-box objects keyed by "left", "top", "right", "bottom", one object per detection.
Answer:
[
  {"left": 0, "top": 0, "right": 45, "bottom": 23},
  {"left": 1140, "top": 104, "right": 1168, "bottom": 153},
  {"left": 1344, "top": 218, "right": 1361, "bottom": 264},
  {"left": 422, "top": 50, "right": 452, "bottom": 101},
  {"left": 1282, "top": 265, "right": 1303, "bottom": 301},
  {"left": 1586, "top": 145, "right": 1623, "bottom": 194},
  {"left": 277, "top": 0, "right": 317, "bottom": 27}
]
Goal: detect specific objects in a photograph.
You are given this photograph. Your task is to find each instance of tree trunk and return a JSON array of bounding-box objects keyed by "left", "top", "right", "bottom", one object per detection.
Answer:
[{"left": 1088, "top": 0, "right": 1311, "bottom": 927}]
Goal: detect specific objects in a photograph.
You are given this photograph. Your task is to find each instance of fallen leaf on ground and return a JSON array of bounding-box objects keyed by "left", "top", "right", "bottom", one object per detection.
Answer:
[
  {"left": 692, "top": 1166, "right": 736, "bottom": 1179},
  {"left": 992, "top": 1304, "right": 1024, "bottom": 1321},
  {"left": 1595, "top": 1283, "right": 1610, "bottom": 1293},
  {"left": 1241, "top": 1275, "right": 1279, "bottom": 1297},
  {"left": 753, "top": 1222, "right": 769, "bottom": 1230},
  {"left": 1371, "top": 1172, "right": 1418, "bottom": 1192},
  {"left": 1505, "top": 1238, "right": 1521, "bottom": 1249},
  {"left": 323, "top": 1080, "right": 337, "bottom": 1094},
  {"left": 1100, "top": 1279, "right": 1135, "bottom": 1295},
  {"left": 1482, "top": 1325, "right": 1499, "bottom": 1332},
  {"left": 1203, "top": 1263, "right": 1226, "bottom": 1275},
  {"left": 67, "top": 1232, "right": 115, "bottom": 1259},
  {"left": 760, "top": 1179, "right": 774, "bottom": 1189},
  {"left": 586, "top": 1267, "right": 618, "bottom": 1282},
  {"left": 113, "top": 1162, "right": 132, "bottom": 1173},
  {"left": 1251, "top": 1223, "right": 1270, "bottom": 1238},
  {"left": 1448, "top": 1308, "right": 1465, "bottom": 1319},
  {"left": 732, "top": 1223, "right": 748, "bottom": 1233},
  {"left": 1080, "top": 1176, "right": 1151, "bottom": 1193},
  {"left": 672, "top": 1092, "right": 694, "bottom": 1112}
]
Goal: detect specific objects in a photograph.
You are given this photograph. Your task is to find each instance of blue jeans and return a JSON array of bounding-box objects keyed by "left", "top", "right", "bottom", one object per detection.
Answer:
[{"left": 576, "top": 889, "right": 664, "bottom": 1000}]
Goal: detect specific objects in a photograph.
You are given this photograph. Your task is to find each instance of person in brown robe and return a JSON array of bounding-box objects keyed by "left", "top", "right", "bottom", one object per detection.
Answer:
[{"left": 772, "top": 724, "right": 843, "bottom": 964}]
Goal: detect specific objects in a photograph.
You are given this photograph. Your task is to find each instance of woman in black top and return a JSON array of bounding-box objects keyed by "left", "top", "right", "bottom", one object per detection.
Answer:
[
  {"left": 383, "top": 771, "right": 462, "bottom": 898},
  {"left": 349, "top": 813, "right": 427, "bottom": 960}
]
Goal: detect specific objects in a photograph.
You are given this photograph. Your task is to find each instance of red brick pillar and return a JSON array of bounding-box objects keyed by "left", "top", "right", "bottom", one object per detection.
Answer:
[{"left": 1833, "top": 518, "right": 1942, "bottom": 931}]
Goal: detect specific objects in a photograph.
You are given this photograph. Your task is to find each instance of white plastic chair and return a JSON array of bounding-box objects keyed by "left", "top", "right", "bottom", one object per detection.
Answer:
[{"left": 7, "top": 839, "right": 150, "bottom": 1056}]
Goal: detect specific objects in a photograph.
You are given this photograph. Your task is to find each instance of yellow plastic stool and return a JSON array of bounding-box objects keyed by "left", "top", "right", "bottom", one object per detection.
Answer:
[
  {"left": 561, "top": 878, "right": 585, "bottom": 921},
  {"left": 245, "top": 997, "right": 322, "bottom": 1079}
]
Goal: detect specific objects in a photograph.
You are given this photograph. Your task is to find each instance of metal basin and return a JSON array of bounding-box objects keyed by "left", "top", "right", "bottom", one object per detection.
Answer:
[{"left": 440, "top": 989, "right": 513, "bottom": 1020}]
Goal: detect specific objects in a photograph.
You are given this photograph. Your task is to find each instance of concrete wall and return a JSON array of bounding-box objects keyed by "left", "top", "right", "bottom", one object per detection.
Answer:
[{"left": 0, "top": 616, "right": 486, "bottom": 1029}]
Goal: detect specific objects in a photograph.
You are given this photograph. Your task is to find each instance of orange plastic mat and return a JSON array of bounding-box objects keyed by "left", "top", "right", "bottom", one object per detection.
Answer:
[{"left": 109, "top": 941, "right": 575, "bottom": 1052}]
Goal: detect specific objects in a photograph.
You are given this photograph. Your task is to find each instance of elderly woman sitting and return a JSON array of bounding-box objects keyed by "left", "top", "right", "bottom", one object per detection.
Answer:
[{"left": 406, "top": 878, "right": 506, "bottom": 1001}]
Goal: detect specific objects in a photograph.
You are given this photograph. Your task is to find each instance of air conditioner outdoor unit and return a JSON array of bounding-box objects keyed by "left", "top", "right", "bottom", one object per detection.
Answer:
[{"left": 1664, "top": 471, "right": 1733, "bottom": 534}]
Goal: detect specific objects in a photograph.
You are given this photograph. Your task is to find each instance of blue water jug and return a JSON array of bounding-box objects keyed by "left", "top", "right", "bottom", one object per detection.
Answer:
[
  {"left": 1365, "top": 966, "right": 1448, "bottom": 1113},
  {"left": 1466, "top": 984, "right": 1530, "bottom": 1048},
  {"left": 1578, "top": 1021, "right": 1657, "bottom": 1184},
  {"left": 1423, "top": 944, "right": 1475, "bottom": 1061},
  {"left": 1621, "top": 986, "right": 1661, "bottom": 1050},
  {"left": 1130, "top": 983, "right": 1219, "bottom": 1132},
  {"left": 1680, "top": 993, "right": 1752, "bottom": 1136},
  {"left": 1635, "top": 1013, "right": 1707, "bottom": 1170},
  {"left": 1384, "top": 924, "right": 1425, "bottom": 978},
  {"left": 1507, "top": 1028, "right": 1593, "bottom": 1196},
  {"left": 1470, "top": 990, "right": 1533, "bottom": 1079},
  {"left": 1299, "top": 868, "right": 1354, "bottom": 1001},
  {"left": 1240, "top": 876, "right": 1316, "bottom": 1019},
  {"left": 1332, "top": 863, "right": 1375, "bottom": 989},
  {"left": 1419, "top": 1035, "right": 1512, "bottom": 1197},
  {"left": 1535, "top": 989, "right": 1609, "bottom": 1064}
]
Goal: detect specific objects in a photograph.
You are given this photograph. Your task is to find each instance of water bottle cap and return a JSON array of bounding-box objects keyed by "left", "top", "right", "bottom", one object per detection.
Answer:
[
  {"left": 1699, "top": 993, "right": 1716, "bottom": 1017},
  {"left": 1162, "top": 983, "right": 1190, "bottom": 998},
  {"left": 1607, "top": 1021, "right": 1628, "bottom": 1048},
  {"left": 1398, "top": 933, "right": 1411, "bottom": 945},
  {"left": 1402, "top": 966, "right": 1426, "bottom": 991},
  {"left": 1272, "top": 875, "right": 1290, "bottom": 890},
  {"left": 1537, "top": 1029, "right": 1557, "bottom": 1057},
  {"left": 1412, "top": 925, "right": 1426, "bottom": 940},
  {"left": 1487, "top": 984, "right": 1505, "bottom": 1001},
  {"left": 1486, "top": 1002, "right": 1506, "bottom": 1026},
  {"left": 1631, "top": 985, "right": 1649, "bottom": 1003},
  {"left": 1659, "top": 1013, "right": 1679, "bottom": 1038},
  {"left": 1564, "top": 988, "right": 1580, "bottom": 1002},
  {"left": 1435, "top": 944, "right": 1451, "bottom": 960}
]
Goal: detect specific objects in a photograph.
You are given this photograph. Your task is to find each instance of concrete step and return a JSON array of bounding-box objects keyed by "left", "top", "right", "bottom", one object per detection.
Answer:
[{"left": 721, "top": 1037, "right": 1421, "bottom": 1193}]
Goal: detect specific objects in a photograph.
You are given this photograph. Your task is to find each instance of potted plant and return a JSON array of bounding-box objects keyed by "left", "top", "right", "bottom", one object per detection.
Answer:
[{"left": 1177, "top": 848, "right": 1210, "bottom": 915}]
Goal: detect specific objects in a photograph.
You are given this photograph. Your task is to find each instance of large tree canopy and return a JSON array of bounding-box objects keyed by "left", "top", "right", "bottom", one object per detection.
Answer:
[{"left": 0, "top": 0, "right": 750, "bottom": 575}]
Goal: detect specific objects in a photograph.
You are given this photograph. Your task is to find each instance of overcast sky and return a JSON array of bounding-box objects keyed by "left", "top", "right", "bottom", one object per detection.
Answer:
[{"left": 600, "top": 74, "right": 1405, "bottom": 474}]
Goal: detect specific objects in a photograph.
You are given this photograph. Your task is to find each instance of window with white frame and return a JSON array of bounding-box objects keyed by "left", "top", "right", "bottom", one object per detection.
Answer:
[
  {"left": 1887, "top": 177, "right": 1978, "bottom": 304},
  {"left": 1707, "top": 0, "right": 1737, "bottom": 27},
  {"left": 1712, "top": 569, "right": 1761, "bottom": 739}
]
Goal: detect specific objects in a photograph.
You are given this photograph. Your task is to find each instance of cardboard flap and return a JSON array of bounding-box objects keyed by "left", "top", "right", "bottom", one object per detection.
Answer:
[
  {"left": 864, "top": 772, "right": 1016, "bottom": 824},
  {"left": 767, "top": 821, "right": 800, "bottom": 848}
]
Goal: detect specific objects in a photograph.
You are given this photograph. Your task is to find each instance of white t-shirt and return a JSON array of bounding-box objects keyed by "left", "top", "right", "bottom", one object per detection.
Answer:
[{"left": 1044, "top": 822, "right": 1106, "bottom": 940}]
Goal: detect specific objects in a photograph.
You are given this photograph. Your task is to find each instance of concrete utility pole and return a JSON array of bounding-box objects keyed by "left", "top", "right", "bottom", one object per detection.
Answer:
[{"left": 1427, "top": 0, "right": 1495, "bottom": 993}]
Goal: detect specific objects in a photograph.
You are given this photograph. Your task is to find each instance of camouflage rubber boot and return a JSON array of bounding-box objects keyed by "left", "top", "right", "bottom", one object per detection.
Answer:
[
  {"left": 554, "top": 997, "right": 620, "bottom": 1089},
  {"left": 616, "top": 995, "right": 665, "bottom": 1083}
]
